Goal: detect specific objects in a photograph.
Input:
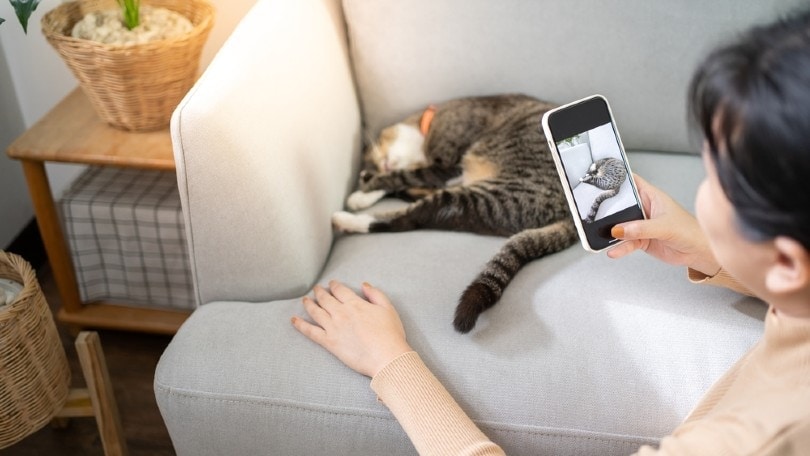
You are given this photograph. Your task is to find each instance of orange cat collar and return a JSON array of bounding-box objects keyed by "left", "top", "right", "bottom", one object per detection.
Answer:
[{"left": 420, "top": 105, "right": 437, "bottom": 136}]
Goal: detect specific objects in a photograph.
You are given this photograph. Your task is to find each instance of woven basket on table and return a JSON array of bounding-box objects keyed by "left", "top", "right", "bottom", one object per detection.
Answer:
[
  {"left": 0, "top": 251, "right": 70, "bottom": 449},
  {"left": 41, "top": 0, "right": 214, "bottom": 132}
]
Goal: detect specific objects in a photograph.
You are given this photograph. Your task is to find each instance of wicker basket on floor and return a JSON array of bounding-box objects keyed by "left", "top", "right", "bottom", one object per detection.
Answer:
[
  {"left": 41, "top": 0, "right": 214, "bottom": 131},
  {"left": 0, "top": 251, "right": 70, "bottom": 449}
]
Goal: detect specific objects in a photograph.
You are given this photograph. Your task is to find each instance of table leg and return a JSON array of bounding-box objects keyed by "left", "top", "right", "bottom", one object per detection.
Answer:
[{"left": 20, "top": 159, "right": 83, "bottom": 314}]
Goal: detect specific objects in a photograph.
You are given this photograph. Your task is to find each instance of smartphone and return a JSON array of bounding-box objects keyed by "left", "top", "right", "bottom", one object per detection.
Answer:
[{"left": 541, "top": 95, "right": 645, "bottom": 252}]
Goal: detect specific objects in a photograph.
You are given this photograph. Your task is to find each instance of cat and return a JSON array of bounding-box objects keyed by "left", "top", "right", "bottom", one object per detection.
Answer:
[
  {"left": 332, "top": 94, "right": 578, "bottom": 333},
  {"left": 579, "top": 157, "right": 627, "bottom": 223}
]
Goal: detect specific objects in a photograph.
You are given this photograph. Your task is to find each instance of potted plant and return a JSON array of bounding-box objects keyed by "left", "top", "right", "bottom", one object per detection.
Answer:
[
  {"left": 2, "top": 0, "right": 140, "bottom": 33},
  {"left": 2, "top": 0, "right": 214, "bottom": 132}
]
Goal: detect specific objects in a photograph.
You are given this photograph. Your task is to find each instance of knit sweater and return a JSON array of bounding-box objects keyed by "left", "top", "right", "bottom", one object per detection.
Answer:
[{"left": 369, "top": 270, "right": 810, "bottom": 455}]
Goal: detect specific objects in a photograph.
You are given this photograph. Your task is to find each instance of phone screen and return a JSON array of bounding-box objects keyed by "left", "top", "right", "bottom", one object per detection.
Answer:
[{"left": 544, "top": 96, "right": 644, "bottom": 251}]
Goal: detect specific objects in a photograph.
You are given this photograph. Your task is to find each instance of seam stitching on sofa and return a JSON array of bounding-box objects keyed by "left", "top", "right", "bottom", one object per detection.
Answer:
[
  {"left": 155, "top": 383, "right": 656, "bottom": 444},
  {"left": 172, "top": 91, "right": 202, "bottom": 307},
  {"left": 156, "top": 383, "right": 395, "bottom": 423}
]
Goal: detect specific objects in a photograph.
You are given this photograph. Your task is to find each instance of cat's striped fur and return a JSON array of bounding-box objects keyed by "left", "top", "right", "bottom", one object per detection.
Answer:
[
  {"left": 332, "top": 94, "right": 577, "bottom": 333},
  {"left": 580, "top": 157, "right": 627, "bottom": 223}
]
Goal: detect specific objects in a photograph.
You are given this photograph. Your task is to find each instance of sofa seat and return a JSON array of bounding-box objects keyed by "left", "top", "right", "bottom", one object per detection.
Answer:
[{"left": 154, "top": 152, "right": 764, "bottom": 455}]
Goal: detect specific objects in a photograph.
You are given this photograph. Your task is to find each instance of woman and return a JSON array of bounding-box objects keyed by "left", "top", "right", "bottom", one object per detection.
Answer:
[{"left": 291, "top": 9, "right": 810, "bottom": 455}]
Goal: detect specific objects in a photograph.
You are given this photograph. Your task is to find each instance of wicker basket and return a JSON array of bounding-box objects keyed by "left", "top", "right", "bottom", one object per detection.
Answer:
[
  {"left": 0, "top": 251, "right": 70, "bottom": 449},
  {"left": 41, "top": 0, "right": 214, "bottom": 131}
]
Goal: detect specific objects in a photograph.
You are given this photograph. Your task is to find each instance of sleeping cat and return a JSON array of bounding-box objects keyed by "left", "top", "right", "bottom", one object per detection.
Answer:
[
  {"left": 579, "top": 157, "right": 627, "bottom": 223},
  {"left": 332, "top": 94, "right": 577, "bottom": 333}
]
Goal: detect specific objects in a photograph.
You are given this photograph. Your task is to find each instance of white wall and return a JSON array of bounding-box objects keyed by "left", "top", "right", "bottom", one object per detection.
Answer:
[
  {"left": 0, "top": 0, "right": 257, "bottom": 247},
  {"left": 0, "top": 39, "right": 30, "bottom": 247}
]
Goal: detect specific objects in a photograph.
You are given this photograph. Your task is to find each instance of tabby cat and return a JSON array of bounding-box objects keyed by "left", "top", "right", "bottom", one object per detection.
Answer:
[
  {"left": 332, "top": 94, "right": 577, "bottom": 333},
  {"left": 579, "top": 157, "right": 627, "bottom": 223}
]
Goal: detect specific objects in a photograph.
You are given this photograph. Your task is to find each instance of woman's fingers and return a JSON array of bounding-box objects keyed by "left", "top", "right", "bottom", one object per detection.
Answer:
[
  {"left": 328, "top": 280, "right": 361, "bottom": 303},
  {"left": 607, "top": 240, "right": 637, "bottom": 259},
  {"left": 313, "top": 284, "right": 342, "bottom": 312},
  {"left": 291, "top": 315, "right": 327, "bottom": 346},
  {"left": 613, "top": 218, "right": 667, "bottom": 243},
  {"left": 302, "top": 296, "right": 331, "bottom": 326},
  {"left": 362, "top": 282, "right": 392, "bottom": 308},
  {"left": 323, "top": 280, "right": 394, "bottom": 309}
]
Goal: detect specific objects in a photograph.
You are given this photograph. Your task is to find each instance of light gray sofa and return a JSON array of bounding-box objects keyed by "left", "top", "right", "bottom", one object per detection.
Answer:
[{"left": 154, "top": 1, "right": 801, "bottom": 454}]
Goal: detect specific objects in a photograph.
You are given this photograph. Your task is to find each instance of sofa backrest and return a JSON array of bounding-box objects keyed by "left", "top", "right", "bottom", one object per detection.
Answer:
[{"left": 343, "top": 0, "right": 805, "bottom": 154}]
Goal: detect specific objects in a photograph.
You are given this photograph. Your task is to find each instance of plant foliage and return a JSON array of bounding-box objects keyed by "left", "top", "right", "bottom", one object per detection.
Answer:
[
  {"left": 118, "top": 0, "right": 140, "bottom": 30},
  {"left": 1, "top": 0, "right": 142, "bottom": 33},
  {"left": 5, "top": 0, "right": 41, "bottom": 34}
]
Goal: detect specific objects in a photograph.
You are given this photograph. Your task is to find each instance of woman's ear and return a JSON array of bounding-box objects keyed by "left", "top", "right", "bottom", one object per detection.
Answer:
[{"left": 765, "top": 236, "right": 810, "bottom": 295}]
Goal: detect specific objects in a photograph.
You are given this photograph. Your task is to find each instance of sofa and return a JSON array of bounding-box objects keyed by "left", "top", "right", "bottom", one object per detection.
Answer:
[{"left": 154, "top": 1, "right": 800, "bottom": 454}]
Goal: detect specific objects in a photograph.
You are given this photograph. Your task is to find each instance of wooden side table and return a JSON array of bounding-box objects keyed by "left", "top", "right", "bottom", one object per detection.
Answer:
[
  {"left": 58, "top": 331, "right": 129, "bottom": 456},
  {"left": 6, "top": 88, "right": 190, "bottom": 334}
]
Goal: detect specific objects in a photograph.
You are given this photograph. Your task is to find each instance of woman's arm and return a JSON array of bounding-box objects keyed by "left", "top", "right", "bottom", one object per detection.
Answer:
[
  {"left": 291, "top": 281, "right": 504, "bottom": 455},
  {"left": 371, "top": 351, "right": 505, "bottom": 456}
]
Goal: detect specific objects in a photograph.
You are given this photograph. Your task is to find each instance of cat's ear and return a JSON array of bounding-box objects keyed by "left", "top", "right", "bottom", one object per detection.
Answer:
[{"left": 765, "top": 236, "right": 810, "bottom": 296}]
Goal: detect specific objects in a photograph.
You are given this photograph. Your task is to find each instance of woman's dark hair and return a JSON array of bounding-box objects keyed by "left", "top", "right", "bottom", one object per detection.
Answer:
[{"left": 688, "top": 8, "right": 810, "bottom": 250}]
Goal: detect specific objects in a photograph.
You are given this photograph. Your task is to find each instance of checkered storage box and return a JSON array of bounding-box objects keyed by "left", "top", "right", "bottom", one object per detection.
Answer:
[{"left": 59, "top": 167, "right": 195, "bottom": 310}]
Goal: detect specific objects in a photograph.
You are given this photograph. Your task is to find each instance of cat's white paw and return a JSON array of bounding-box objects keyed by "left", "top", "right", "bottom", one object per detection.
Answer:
[
  {"left": 332, "top": 211, "right": 375, "bottom": 233},
  {"left": 346, "top": 190, "right": 386, "bottom": 211}
]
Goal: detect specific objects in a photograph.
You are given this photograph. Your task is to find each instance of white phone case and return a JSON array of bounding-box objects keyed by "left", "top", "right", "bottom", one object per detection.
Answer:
[{"left": 541, "top": 95, "right": 645, "bottom": 252}]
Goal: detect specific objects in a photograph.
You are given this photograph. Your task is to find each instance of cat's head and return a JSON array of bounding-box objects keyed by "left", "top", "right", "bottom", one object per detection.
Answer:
[
  {"left": 579, "top": 162, "right": 599, "bottom": 183},
  {"left": 361, "top": 118, "right": 428, "bottom": 182}
]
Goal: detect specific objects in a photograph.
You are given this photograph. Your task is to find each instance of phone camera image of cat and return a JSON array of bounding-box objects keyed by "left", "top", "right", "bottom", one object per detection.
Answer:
[
  {"left": 579, "top": 157, "right": 627, "bottom": 224},
  {"left": 332, "top": 94, "right": 577, "bottom": 333},
  {"left": 557, "top": 121, "right": 638, "bottom": 228}
]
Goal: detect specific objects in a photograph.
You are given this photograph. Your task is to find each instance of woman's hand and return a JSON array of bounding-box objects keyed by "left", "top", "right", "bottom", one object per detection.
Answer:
[
  {"left": 291, "top": 280, "right": 413, "bottom": 378},
  {"left": 608, "top": 174, "right": 721, "bottom": 276}
]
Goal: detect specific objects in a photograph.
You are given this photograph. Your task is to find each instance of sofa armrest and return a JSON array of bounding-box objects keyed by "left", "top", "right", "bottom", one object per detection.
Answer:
[{"left": 172, "top": 0, "right": 360, "bottom": 305}]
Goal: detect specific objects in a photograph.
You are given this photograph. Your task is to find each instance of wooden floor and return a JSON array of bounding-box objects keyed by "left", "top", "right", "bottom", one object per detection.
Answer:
[{"left": 5, "top": 265, "right": 177, "bottom": 455}]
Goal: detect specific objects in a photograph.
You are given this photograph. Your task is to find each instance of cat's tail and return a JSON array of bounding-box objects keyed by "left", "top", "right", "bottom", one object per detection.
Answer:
[
  {"left": 453, "top": 219, "right": 577, "bottom": 333},
  {"left": 585, "top": 187, "right": 621, "bottom": 223}
]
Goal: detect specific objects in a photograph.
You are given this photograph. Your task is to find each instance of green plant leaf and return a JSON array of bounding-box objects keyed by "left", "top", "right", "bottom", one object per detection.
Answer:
[
  {"left": 0, "top": 17, "right": 6, "bottom": 26},
  {"left": 117, "top": 0, "right": 140, "bottom": 30},
  {"left": 10, "top": 0, "right": 41, "bottom": 34}
]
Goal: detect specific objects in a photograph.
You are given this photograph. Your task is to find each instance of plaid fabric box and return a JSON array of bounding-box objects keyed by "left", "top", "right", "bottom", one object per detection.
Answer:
[{"left": 59, "top": 167, "right": 195, "bottom": 310}]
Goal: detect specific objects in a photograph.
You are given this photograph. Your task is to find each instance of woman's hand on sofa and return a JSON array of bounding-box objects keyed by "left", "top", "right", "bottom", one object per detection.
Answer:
[
  {"left": 292, "top": 280, "right": 413, "bottom": 378},
  {"left": 607, "top": 174, "right": 721, "bottom": 276}
]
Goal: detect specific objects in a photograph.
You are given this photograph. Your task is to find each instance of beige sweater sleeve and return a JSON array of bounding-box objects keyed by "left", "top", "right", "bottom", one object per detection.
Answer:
[
  {"left": 686, "top": 267, "right": 755, "bottom": 297},
  {"left": 370, "top": 351, "right": 505, "bottom": 456}
]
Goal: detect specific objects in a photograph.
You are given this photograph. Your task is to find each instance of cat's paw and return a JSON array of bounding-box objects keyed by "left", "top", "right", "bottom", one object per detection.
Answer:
[
  {"left": 358, "top": 174, "right": 384, "bottom": 192},
  {"left": 360, "top": 169, "right": 376, "bottom": 184},
  {"left": 332, "top": 211, "right": 375, "bottom": 233},
  {"left": 346, "top": 190, "right": 386, "bottom": 211}
]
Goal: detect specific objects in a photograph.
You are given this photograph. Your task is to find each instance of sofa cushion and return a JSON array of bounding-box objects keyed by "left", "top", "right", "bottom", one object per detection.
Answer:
[
  {"left": 343, "top": 0, "right": 805, "bottom": 153},
  {"left": 155, "top": 152, "right": 765, "bottom": 455}
]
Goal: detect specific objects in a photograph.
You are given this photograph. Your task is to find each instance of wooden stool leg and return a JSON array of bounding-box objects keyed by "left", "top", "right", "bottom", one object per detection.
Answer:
[{"left": 75, "top": 331, "right": 129, "bottom": 456}]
